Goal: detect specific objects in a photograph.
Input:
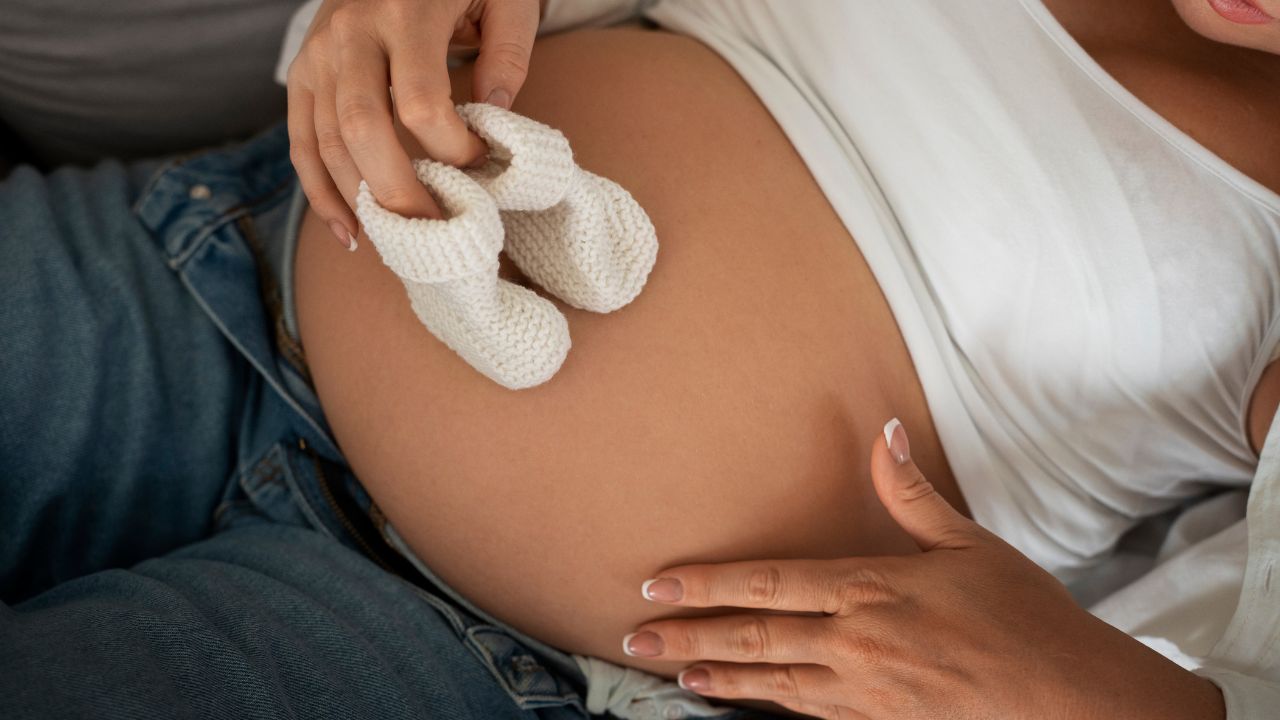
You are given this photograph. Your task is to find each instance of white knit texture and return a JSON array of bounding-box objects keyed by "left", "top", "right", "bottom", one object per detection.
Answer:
[
  {"left": 355, "top": 160, "right": 570, "bottom": 390},
  {"left": 457, "top": 103, "right": 659, "bottom": 313}
]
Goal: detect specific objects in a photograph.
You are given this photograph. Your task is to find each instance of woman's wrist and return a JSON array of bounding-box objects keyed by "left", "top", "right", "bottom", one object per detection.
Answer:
[
  {"left": 1128, "top": 670, "right": 1224, "bottom": 720},
  {"left": 1194, "top": 675, "right": 1228, "bottom": 720},
  {"left": 1058, "top": 620, "right": 1226, "bottom": 720}
]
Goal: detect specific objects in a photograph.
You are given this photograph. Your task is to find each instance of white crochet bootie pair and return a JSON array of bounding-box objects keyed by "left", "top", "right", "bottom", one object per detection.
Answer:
[{"left": 354, "top": 103, "right": 658, "bottom": 390}]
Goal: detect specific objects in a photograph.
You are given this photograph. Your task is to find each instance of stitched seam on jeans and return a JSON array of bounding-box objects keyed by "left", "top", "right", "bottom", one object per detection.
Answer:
[
  {"left": 173, "top": 268, "right": 336, "bottom": 454},
  {"left": 130, "top": 158, "right": 182, "bottom": 219},
  {"left": 462, "top": 626, "right": 581, "bottom": 707},
  {"left": 236, "top": 214, "right": 312, "bottom": 382},
  {"left": 406, "top": 585, "right": 471, "bottom": 637}
]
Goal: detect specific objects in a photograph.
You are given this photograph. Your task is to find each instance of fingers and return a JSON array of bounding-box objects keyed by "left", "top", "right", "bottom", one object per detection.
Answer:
[
  {"left": 675, "top": 662, "right": 847, "bottom": 708},
  {"left": 332, "top": 9, "right": 441, "bottom": 219},
  {"left": 288, "top": 80, "right": 358, "bottom": 249},
  {"left": 471, "top": 0, "right": 539, "bottom": 109},
  {"left": 291, "top": 0, "right": 527, "bottom": 232},
  {"left": 625, "top": 614, "right": 837, "bottom": 665},
  {"left": 642, "top": 559, "right": 878, "bottom": 614},
  {"left": 387, "top": 6, "right": 488, "bottom": 167},
  {"left": 872, "top": 418, "right": 980, "bottom": 551},
  {"left": 313, "top": 68, "right": 364, "bottom": 209}
]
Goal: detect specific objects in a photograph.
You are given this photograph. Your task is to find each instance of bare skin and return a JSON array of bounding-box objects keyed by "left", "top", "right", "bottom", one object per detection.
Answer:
[
  {"left": 294, "top": 0, "right": 1280, "bottom": 707},
  {"left": 298, "top": 28, "right": 953, "bottom": 679}
]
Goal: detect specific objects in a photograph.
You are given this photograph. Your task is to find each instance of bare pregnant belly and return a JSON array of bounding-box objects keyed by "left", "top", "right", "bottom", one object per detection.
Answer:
[{"left": 295, "top": 28, "right": 964, "bottom": 678}]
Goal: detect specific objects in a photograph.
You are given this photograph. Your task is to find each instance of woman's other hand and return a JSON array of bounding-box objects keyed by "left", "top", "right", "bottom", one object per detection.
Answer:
[
  {"left": 625, "top": 420, "right": 1226, "bottom": 720},
  {"left": 286, "top": 0, "right": 541, "bottom": 248}
]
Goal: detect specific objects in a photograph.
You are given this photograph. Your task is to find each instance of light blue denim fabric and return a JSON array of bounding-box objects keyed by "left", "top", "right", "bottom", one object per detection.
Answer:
[{"left": 0, "top": 126, "right": 779, "bottom": 720}]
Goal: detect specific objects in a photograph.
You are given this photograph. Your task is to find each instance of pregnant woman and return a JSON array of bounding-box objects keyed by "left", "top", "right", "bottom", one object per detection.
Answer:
[
  {"left": 2, "top": 0, "right": 1277, "bottom": 719},
  {"left": 290, "top": 0, "right": 1280, "bottom": 716}
]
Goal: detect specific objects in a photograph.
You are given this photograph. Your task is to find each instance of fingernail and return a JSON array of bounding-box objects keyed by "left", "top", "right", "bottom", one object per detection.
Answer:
[
  {"left": 641, "top": 577, "right": 683, "bottom": 603},
  {"left": 329, "top": 221, "right": 357, "bottom": 252},
  {"left": 485, "top": 87, "right": 512, "bottom": 110},
  {"left": 884, "top": 417, "right": 911, "bottom": 465},
  {"left": 678, "top": 668, "right": 710, "bottom": 692},
  {"left": 622, "top": 631, "right": 664, "bottom": 657}
]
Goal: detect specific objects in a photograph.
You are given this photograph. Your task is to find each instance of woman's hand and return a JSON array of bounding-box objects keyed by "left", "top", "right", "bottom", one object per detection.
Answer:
[
  {"left": 625, "top": 420, "right": 1226, "bottom": 720},
  {"left": 286, "top": 0, "right": 541, "bottom": 248}
]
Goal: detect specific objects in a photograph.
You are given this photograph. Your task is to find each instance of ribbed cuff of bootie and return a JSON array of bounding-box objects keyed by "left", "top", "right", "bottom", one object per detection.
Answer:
[
  {"left": 455, "top": 102, "right": 659, "bottom": 314},
  {"left": 354, "top": 158, "right": 571, "bottom": 390},
  {"left": 456, "top": 102, "right": 577, "bottom": 211},
  {"left": 355, "top": 159, "right": 504, "bottom": 283}
]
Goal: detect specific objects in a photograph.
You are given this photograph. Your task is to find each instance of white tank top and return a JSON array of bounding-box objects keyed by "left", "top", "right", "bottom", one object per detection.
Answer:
[{"left": 646, "top": 0, "right": 1280, "bottom": 578}]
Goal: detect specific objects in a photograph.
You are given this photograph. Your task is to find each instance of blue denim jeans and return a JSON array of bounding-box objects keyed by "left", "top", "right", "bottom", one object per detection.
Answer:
[{"left": 0, "top": 126, "right": 773, "bottom": 720}]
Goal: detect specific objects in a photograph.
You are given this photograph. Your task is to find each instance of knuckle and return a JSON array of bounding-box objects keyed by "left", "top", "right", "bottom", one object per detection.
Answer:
[
  {"left": 765, "top": 666, "right": 803, "bottom": 699},
  {"left": 838, "top": 632, "right": 892, "bottom": 665},
  {"left": 896, "top": 471, "right": 937, "bottom": 503},
  {"left": 375, "top": 183, "right": 421, "bottom": 210},
  {"left": 316, "top": 132, "right": 351, "bottom": 167},
  {"left": 300, "top": 29, "right": 330, "bottom": 59},
  {"left": 288, "top": 142, "right": 319, "bottom": 169},
  {"left": 381, "top": 0, "right": 417, "bottom": 25},
  {"left": 285, "top": 60, "right": 308, "bottom": 87},
  {"left": 675, "top": 574, "right": 708, "bottom": 606},
  {"left": 745, "top": 565, "right": 785, "bottom": 608},
  {"left": 836, "top": 566, "right": 895, "bottom": 610},
  {"left": 328, "top": 5, "right": 364, "bottom": 40},
  {"left": 484, "top": 40, "right": 531, "bottom": 79},
  {"left": 395, "top": 94, "right": 454, "bottom": 132},
  {"left": 337, "top": 102, "right": 381, "bottom": 147},
  {"left": 730, "top": 616, "right": 770, "bottom": 660},
  {"left": 664, "top": 623, "right": 701, "bottom": 658}
]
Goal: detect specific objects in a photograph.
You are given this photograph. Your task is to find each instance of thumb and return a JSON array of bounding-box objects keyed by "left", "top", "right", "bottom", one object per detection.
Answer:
[
  {"left": 473, "top": 0, "right": 540, "bottom": 109},
  {"left": 872, "top": 418, "right": 978, "bottom": 551}
]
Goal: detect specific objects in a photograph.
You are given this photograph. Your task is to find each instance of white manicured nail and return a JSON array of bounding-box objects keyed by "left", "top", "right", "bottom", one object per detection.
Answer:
[{"left": 883, "top": 417, "right": 910, "bottom": 465}]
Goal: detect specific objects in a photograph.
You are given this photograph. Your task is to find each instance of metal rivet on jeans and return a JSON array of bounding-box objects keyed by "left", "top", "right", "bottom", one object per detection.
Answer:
[
  {"left": 662, "top": 705, "right": 686, "bottom": 720},
  {"left": 188, "top": 184, "right": 212, "bottom": 200},
  {"left": 510, "top": 655, "right": 541, "bottom": 674}
]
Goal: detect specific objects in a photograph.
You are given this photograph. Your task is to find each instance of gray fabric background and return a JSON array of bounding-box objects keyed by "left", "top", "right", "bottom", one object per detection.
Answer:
[{"left": 0, "top": 0, "right": 297, "bottom": 167}]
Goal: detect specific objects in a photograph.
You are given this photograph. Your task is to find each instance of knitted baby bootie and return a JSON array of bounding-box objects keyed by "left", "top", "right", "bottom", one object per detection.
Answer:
[
  {"left": 355, "top": 159, "right": 571, "bottom": 390},
  {"left": 457, "top": 103, "right": 658, "bottom": 314}
]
